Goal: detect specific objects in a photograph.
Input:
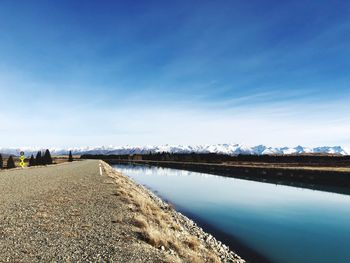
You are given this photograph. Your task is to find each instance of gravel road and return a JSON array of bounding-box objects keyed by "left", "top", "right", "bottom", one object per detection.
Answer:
[{"left": 0, "top": 160, "right": 165, "bottom": 262}]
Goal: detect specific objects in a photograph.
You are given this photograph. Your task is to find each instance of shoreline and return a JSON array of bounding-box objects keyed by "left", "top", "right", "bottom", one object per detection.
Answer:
[
  {"left": 183, "top": 211, "right": 271, "bottom": 263},
  {"left": 105, "top": 159, "right": 350, "bottom": 196},
  {"left": 103, "top": 161, "right": 246, "bottom": 263}
]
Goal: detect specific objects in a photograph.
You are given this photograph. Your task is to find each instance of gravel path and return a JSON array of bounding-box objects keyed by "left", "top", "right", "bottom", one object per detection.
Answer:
[{"left": 0, "top": 160, "right": 165, "bottom": 262}]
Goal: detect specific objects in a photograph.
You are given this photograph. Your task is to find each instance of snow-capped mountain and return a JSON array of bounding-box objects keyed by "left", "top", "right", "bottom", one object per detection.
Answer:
[{"left": 0, "top": 144, "right": 348, "bottom": 156}]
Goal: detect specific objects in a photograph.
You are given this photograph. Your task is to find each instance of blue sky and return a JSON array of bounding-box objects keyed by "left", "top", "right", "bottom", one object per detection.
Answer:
[{"left": 0, "top": 0, "right": 349, "bottom": 148}]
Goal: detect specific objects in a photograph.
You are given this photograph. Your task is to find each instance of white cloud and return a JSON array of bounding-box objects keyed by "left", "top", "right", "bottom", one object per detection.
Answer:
[
  {"left": 1, "top": 67, "right": 350, "bottom": 148},
  {"left": 2, "top": 99, "right": 348, "bottom": 148}
]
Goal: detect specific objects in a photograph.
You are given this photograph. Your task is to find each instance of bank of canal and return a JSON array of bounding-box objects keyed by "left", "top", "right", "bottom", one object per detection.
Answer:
[{"left": 114, "top": 164, "right": 350, "bottom": 263}]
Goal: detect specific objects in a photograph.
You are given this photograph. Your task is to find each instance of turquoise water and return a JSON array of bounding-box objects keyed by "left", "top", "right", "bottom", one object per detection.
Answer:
[{"left": 113, "top": 164, "right": 350, "bottom": 263}]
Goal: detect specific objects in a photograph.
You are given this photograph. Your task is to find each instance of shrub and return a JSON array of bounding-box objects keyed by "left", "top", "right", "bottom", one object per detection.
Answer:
[
  {"left": 7, "top": 156, "right": 15, "bottom": 169},
  {"left": 29, "top": 154, "right": 36, "bottom": 166},
  {"left": 68, "top": 151, "right": 73, "bottom": 162},
  {"left": 43, "top": 149, "right": 52, "bottom": 165},
  {"left": 36, "top": 151, "right": 42, "bottom": 165}
]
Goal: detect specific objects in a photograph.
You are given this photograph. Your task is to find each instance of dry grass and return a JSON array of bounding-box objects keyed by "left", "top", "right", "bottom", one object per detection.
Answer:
[
  {"left": 139, "top": 227, "right": 168, "bottom": 248},
  {"left": 206, "top": 251, "right": 221, "bottom": 263},
  {"left": 224, "top": 161, "right": 350, "bottom": 172},
  {"left": 170, "top": 222, "right": 182, "bottom": 231},
  {"left": 101, "top": 161, "right": 224, "bottom": 263},
  {"left": 138, "top": 225, "right": 183, "bottom": 254},
  {"left": 184, "top": 236, "right": 201, "bottom": 251},
  {"left": 132, "top": 216, "right": 149, "bottom": 229},
  {"left": 167, "top": 239, "right": 181, "bottom": 252},
  {"left": 187, "top": 253, "right": 203, "bottom": 263}
]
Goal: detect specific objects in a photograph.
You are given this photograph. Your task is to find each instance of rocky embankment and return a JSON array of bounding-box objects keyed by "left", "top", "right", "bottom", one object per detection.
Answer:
[
  {"left": 143, "top": 186, "right": 245, "bottom": 263},
  {"left": 103, "top": 161, "right": 245, "bottom": 263}
]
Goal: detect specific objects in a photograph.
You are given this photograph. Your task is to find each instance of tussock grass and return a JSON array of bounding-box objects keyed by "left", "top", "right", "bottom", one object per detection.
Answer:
[
  {"left": 207, "top": 252, "right": 221, "bottom": 263},
  {"left": 101, "top": 161, "right": 224, "bottom": 263},
  {"left": 140, "top": 227, "right": 168, "bottom": 248},
  {"left": 132, "top": 215, "right": 149, "bottom": 229},
  {"left": 170, "top": 222, "right": 182, "bottom": 231},
  {"left": 187, "top": 253, "right": 202, "bottom": 263},
  {"left": 167, "top": 239, "right": 181, "bottom": 252},
  {"left": 184, "top": 236, "right": 201, "bottom": 251},
  {"left": 139, "top": 225, "right": 183, "bottom": 253}
]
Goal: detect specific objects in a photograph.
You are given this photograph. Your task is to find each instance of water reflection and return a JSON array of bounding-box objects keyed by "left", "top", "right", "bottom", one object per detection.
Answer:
[{"left": 114, "top": 164, "right": 350, "bottom": 263}]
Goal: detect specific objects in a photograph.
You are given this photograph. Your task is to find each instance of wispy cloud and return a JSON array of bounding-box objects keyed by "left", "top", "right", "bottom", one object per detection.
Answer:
[{"left": 0, "top": 1, "right": 349, "bottom": 147}]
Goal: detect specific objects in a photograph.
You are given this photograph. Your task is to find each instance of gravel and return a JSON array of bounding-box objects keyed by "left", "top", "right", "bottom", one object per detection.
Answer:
[
  {"left": 0, "top": 160, "right": 165, "bottom": 262},
  {"left": 0, "top": 160, "right": 245, "bottom": 263}
]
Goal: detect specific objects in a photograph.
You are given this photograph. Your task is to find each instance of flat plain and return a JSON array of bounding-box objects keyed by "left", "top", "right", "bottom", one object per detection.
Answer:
[
  {"left": 0, "top": 160, "right": 239, "bottom": 263},
  {"left": 0, "top": 160, "right": 166, "bottom": 262}
]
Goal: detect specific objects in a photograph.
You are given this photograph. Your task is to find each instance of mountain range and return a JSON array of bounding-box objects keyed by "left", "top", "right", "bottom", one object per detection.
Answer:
[{"left": 0, "top": 144, "right": 348, "bottom": 156}]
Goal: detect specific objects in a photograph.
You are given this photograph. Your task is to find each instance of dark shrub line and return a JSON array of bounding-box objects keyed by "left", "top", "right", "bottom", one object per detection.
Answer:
[{"left": 0, "top": 149, "right": 53, "bottom": 169}]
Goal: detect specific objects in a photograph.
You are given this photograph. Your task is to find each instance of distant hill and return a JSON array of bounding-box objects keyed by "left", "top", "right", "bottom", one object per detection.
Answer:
[
  {"left": 0, "top": 144, "right": 348, "bottom": 156},
  {"left": 0, "top": 153, "right": 12, "bottom": 158}
]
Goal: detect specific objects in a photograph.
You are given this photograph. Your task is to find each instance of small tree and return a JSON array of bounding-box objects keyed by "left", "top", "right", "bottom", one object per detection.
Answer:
[
  {"left": 29, "top": 154, "right": 36, "bottom": 166},
  {"left": 0, "top": 154, "right": 3, "bottom": 169},
  {"left": 43, "top": 149, "right": 52, "bottom": 165},
  {"left": 36, "top": 151, "right": 42, "bottom": 165},
  {"left": 68, "top": 151, "right": 73, "bottom": 162},
  {"left": 7, "top": 156, "right": 15, "bottom": 169}
]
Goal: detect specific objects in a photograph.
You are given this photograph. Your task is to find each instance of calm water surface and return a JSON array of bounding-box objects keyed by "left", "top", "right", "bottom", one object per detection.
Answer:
[{"left": 113, "top": 164, "right": 350, "bottom": 263}]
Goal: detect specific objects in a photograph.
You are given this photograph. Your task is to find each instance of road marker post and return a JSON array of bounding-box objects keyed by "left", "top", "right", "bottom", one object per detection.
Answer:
[
  {"left": 99, "top": 163, "right": 103, "bottom": 176},
  {"left": 19, "top": 151, "right": 26, "bottom": 168}
]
